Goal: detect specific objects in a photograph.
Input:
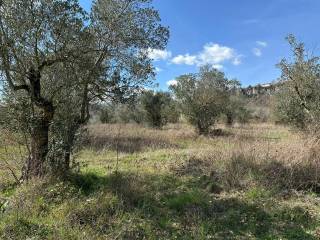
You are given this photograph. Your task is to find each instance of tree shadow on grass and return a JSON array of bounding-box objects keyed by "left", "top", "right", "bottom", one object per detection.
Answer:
[{"left": 66, "top": 171, "right": 318, "bottom": 239}]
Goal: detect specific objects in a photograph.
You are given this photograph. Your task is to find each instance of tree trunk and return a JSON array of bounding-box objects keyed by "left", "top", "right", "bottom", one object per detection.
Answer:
[
  {"left": 197, "top": 121, "right": 209, "bottom": 135},
  {"left": 226, "top": 113, "right": 234, "bottom": 126},
  {"left": 26, "top": 118, "right": 50, "bottom": 178},
  {"left": 23, "top": 67, "right": 54, "bottom": 179},
  {"left": 63, "top": 125, "right": 77, "bottom": 171}
]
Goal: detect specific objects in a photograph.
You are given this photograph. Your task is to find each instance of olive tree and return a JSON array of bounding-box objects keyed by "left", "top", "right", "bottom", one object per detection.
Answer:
[
  {"left": 275, "top": 35, "right": 320, "bottom": 133},
  {"left": 0, "top": 0, "right": 169, "bottom": 179},
  {"left": 170, "top": 66, "right": 229, "bottom": 135},
  {"left": 224, "top": 80, "right": 252, "bottom": 126},
  {"left": 225, "top": 94, "right": 251, "bottom": 126},
  {"left": 140, "top": 91, "right": 175, "bottom": 128}
]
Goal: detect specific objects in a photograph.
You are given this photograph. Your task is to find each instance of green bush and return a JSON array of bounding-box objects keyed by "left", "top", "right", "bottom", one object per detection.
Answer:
[{"left": 141, "top": 91, "right": 178, "bottom": 128}]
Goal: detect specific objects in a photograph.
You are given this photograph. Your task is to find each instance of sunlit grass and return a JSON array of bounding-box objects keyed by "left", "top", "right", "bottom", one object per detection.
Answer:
[{"left": 1, "top": 123, "right": 320, "bottom": 239}]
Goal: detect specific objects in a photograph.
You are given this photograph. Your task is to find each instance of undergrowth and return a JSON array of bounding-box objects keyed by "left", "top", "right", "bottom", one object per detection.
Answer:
[{"left": 1, "top": 123, "right": 320, "bottom": 239}]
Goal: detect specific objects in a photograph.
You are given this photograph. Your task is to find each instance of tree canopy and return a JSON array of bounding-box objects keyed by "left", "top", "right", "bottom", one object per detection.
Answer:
[
  {"left": 0, "top": 0, "right": 169, "bottom": 178},
  {"left": 170, "top": 66, "right": 230, "bottom": 135},
  {"left": 275, "top": 35, "right": 320, "bottom": 132}
]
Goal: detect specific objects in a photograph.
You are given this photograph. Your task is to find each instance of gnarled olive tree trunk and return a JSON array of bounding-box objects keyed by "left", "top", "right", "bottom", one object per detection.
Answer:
[
  {"left": 23, "top": 68, "right": 54, "bottom": 180},
  {"left": 26, "top": 117, "right": 51, "bottom": 178},
  {"left": 61, "top": 83, "right": 90, "bottom": 173}
]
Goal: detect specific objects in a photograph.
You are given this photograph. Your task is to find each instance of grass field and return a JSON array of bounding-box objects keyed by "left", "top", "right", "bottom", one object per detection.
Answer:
[{"left": 1, "top": 123, "right": 320, "bottom": 239}]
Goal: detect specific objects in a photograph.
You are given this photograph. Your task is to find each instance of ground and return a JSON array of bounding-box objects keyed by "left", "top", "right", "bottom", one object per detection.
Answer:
[{"left": 1, "top": 123, "right": 320, "bottom": 239}]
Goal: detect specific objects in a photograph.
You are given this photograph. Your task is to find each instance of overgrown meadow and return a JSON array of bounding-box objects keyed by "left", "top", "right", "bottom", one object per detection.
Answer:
[
  {"left": 1, "top": 123, "right": 320, "bottom": 239},
  {"left": 0, "top": 1, "right": 320, "bottom": 239}
]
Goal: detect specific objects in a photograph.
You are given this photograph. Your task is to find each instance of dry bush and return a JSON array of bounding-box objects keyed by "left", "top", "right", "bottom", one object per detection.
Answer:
[
  {"left": 259, "top": 138, "right": 320, "bottom": 192},
  {"left": 167, "top": 123, "right": 320, "bottom": 194},
  {"left": 215, "top": 135, "right": 320, "bottom": 193}
]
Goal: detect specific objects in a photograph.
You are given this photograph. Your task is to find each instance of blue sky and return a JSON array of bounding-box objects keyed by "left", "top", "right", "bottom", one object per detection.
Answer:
[{"left": 80, "top": 0, "right": 320, "bottom": 89}]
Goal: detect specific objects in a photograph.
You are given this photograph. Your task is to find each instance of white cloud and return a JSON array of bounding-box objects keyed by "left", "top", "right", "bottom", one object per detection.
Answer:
[
  {"left": 198, "top": 43, "right": 235, "bottom": 65},
  {"left": 252, "top": 48, "right": 262, "bottom": 57},
  {"left": 171, "top": 54, "right": 197, "bottom": 65},
  {"left": 166, "top": 79, "right": 177, "bottom": 86},
  {"left": 256, "top": 41, "right": 267, "bottom": 47},
  {"left": 155, "top": 67, "right": 162, "bottom": 73},
  {"left": 171, "top": 43, "right": 241, "bottom": 68},
  {"left": 147, "top": 48, "right": 172, "bottom": 61}
]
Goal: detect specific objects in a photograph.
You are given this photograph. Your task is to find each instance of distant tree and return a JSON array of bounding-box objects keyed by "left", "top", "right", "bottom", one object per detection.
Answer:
[
  {"left": 0, "top": 0, "right": 169, "bottom": 179},
  {"left": 99, "top": 91, "right": 179, "bottom": 126},
  {"left": 100, "top": 104, "right": 114, "bottom": 124},
  {"left": 170, "top": 66, "right": 229, "bottom": 135},
  {"left": 111, "top": 102, "right": 144, "bottom": 124},
  {"left": 140, "top": 91, "right": 173, "bottom": 128},
  {"left": 225, "top": 98, "right": 237, "bottom": 126},
  {"left": 225, "top": 94, "right": 252, "bottom": 126},
  {"left": 162, "top": 99, "right": 180, "bottom": 124},
  {"left": 223, "top": 79, "right": 246, "bottom": 126},
  {"left": 275, "top": 34, "right": 320, "bottom": 132}
]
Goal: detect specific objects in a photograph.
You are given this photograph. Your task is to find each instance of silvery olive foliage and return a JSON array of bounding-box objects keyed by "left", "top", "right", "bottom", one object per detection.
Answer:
[
  {"left": 140, "top": 90, "right": 176, "bottom": 128},
  {"left": 275, "top": 35, "right": 320, "bottom": 133},
  {"left": 170, "top": 65, "right": 230, "bottom": 135},
  {"left": 0, "top": 0, "right": 169, "bottom": 178}
]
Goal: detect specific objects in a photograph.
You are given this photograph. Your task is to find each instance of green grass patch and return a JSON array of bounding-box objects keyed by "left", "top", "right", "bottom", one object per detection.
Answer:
[{"left": 1, "top": 124, "right": 320, "bottom": 239}]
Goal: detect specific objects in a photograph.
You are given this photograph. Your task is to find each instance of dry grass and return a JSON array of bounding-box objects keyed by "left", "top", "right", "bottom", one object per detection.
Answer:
[
  {"left": 83, "top": 123, "right": 320, "bottom": 193},
  {"left": 85, "top": 123, "right": 195, "bottom": 153},
  {"left": 2, "top": 123, "right": 320, "bottom": 239},
  {"left": 0, "top": 128, "right": 26, "bottom": 188}
]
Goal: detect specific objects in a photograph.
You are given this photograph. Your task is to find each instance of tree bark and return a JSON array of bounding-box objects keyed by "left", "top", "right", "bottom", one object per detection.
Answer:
[
  {"left": 63, "top": 83, "right": 91, "bottom": 172},
  {"left": 197, "top": 121, "right": 209, "bottom": 135},
  {"left": 63, "top": 124, "right": 78, "bottom": 171},
  {"left": 226, "top": 112, "right": 234, "bottom": 126},
  {"left": 23, "top": 67, "right": 54, "bottom": 179},
  {"left": 25, "top": 118, "right": 50, "bottom": 178}
]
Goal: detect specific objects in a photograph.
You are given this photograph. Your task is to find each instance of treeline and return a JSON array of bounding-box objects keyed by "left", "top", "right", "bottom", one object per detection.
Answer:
[
  {"left": 98, "top": 65, "right": 252, "bottom": 134},
  {"left": 99, "top": 91, "right": 179, "bottom": 128},
  {"left": 97, "top": 34, "right": 320, "bottom": 138}
]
